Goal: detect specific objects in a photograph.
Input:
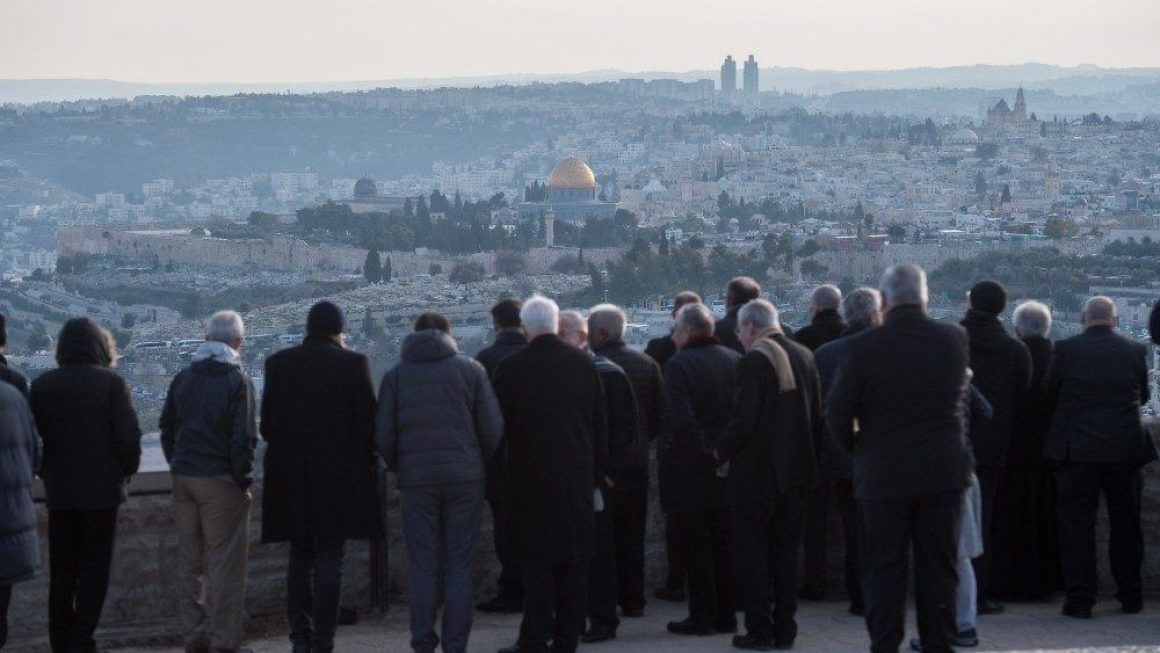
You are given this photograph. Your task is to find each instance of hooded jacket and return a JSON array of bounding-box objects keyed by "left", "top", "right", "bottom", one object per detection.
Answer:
[
  {"left": 30, "top": 318, "right": 141, "bottom": 510},
  {"left": 0, "top": 381, "right": 40, "bottom": 585},
  {"left": 160, "top": 341, "right": 257, "bottom": 489},
  {"left": 376, "top": 329, "right": 503, "bottom": 487},
  {"left": 961, "top": 309, "right": 1032, "bottom": 467}
]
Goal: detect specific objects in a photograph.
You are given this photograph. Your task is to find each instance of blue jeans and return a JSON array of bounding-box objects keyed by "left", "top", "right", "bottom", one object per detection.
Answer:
[{"left": 401, "top": 480, "right": 485, "bottom": 653}]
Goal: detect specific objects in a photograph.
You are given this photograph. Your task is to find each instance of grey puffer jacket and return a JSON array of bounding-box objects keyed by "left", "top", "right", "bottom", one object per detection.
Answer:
[
  {"left": 0, "top": 381, "right": 40, "bottom": 585},
  {"left": 375, "top": 330, "right": 503, "bottom": 487}
]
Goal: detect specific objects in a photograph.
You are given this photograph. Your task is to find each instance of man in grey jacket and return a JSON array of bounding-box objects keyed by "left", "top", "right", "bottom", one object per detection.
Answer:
[
  {"left": 376, "top": 312, "right": 503, "bottom": 653},
  {"left": 160, "top": 310, "right": 257, "bottom": 653}
]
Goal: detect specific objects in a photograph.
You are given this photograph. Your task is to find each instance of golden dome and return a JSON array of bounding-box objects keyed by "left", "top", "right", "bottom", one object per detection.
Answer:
[{"left": 547, "top": 156, "right": 597, "bottom": 189}]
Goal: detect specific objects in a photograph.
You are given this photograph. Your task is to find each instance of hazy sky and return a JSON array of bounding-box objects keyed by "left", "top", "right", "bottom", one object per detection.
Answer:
[{"left": 2, "top": 0, "right": 1159, "bottom": 82}]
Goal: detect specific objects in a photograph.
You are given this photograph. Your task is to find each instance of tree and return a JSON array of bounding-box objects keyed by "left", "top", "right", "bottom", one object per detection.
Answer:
[
  {"left": 449, "top": 261, "right": 486, "bottom": 284},
  {"left": 1044, "top": 217, "right": 1079, "bottom": 240},
  {"left": 383, "top": 256, "right": 393, "bottom": 282},
  {"left": 495, "top": 251, "right": 528, "bottom": 277},
  {"left": 718, "top": 190, "right": 732, "bottom": 212},
  {"left": 853, "top": 200, "right": 865, "bottom": 222},
  {"left": 800, "top": 259, "right": 829, "bottom": 281},
  {"left": 975, "top": 171, "right": 987, "bottom": 196},
  {"left": 363, "top": 307, "right": 384, "bottom": 341},
  {"left": 975, "top": 143, "right": 1000, "bottom": 160},
  {"left": 887, "top": 224, "right": 906, "bottom": 241},
  {"left": 363, "top": 249, "right": 382, "bottom": 283},
  {"left": 658, "top": 232, "right": 671, "bottom": 256},
  {"left": 1001, "top": 184, "right": 1012, "bottom": 204},
  {"left": 795, "top": 238, "right": 821, "bottom": 259},
  {"left": 121, "top": 313, "right": 136, "bottom": 330},
  {"left": 428, "top": 263, "right": 443, "bottom": 276},
  {"left": 715, "top": 156, "right": 725, "bottom": 181}
]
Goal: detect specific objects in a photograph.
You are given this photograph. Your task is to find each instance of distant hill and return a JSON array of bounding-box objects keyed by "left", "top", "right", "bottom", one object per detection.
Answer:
[{"left": 5, "top": 63, "right": 1160, "bottom": 104}]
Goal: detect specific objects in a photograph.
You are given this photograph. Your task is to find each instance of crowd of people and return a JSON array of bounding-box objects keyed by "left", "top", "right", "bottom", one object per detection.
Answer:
[{"left": 0, "top": 262, "right": 1157, "bottom": 653}]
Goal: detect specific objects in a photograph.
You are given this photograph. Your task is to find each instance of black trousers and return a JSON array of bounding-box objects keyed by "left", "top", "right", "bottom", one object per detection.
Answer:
[
  {"left": 860, "top": 490, "right": 960, "bottom": 653},
  {"left": 732, "top": 488, "right": 804, "bottom": 643},
  {"left": 970, "top": 466, "right": 999, "bottom": 604},
  {"left": 663, "top": 512, "right": 689, "bottom": 591},
  {"left": 0, "top": 583, "right": 11, "bottom": 649},
  {"left": 519, "top": 560, "right": 590, "bottom": 653},
  {"left": 832, "top": 478, "right": 863, "bottom": 608},
  {"left": 587, "top": 511, "right": 619, "bottom": 630},
  {"left": 1054, "top": 462, "right": 1144, "bottom": 607},
  {"left": 487, "top": 496, "right": 523, "bottom": 602},
  {"left": 799, "top": 478, "right": 831, "bottom": 595},
  {"left": 682, "top": 507, "right": 736, "bottom": 628},
  {"left": 287, "top": 538, "right": 345, "bottom": 653},
  {"left": 48, "top": 508, "right": 119, "bottom": 653},
  {"left": 611, "top": 468, "right": 648, "bottom": 612}
]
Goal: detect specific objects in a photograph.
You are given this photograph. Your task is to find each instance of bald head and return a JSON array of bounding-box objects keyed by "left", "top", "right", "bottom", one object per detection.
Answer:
[
  {"left": 558, "top": 310, "right": 588, "bottom": 348},
  {"left": 1082, "top": 296, "right": 1117, "bottom": 330},
  {"left": 811, "top": 284, "right": 842, "bottom": 316}
]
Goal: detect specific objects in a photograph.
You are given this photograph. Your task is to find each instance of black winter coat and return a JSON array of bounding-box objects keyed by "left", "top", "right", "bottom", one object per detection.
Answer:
[
  {"left": 492, "top": 334, "right": 608, "bottom": 565},
  {"left": 260, "top": 337, "right": 383, "bottom": 542},
  {"left": 793, "top": 309, "right": 847, "bottom": 352},
  {"left": 644, "top": 334, "right": 677, "bottom": 369},
  {"left": 826, "top": 306, "right": 972, "bottom": 500},
  {"left": 814, "top": 324, "right": 871, "bottom": 478},
  {"left": 0, "top": 355, "right": 28, "bottom": 397},
  {"left": 0, "top": 382, "right": 39, "bottom": 585},
  {"left": 476, "top": 330, "right": 527, "bottom": 379},
  {"left": 31, "top": 365, "right": 141, "bottom": 511},
  {"left": 715, "top": 307, "right": 745, "bottom": 354},
  {"left": 961, "top": 310, "right": 1032, "bottom": 467},
  {"left": 376, "top": 330, "right": 503, "bottom": 487},
  {"left": 658, "top": 337, "right": 741, "bottom": 513},
  {"left": 1042, "top": 326, "right": 1158, "bottom": 466},
  {"left": 160, "top": 357, "right": 257, "bottom": 489},
  {"left": 1010, "top": 336, "right": 1054, "bottom": 469},
  {"left": 718, "top": 334, "right": 822, "bottom": 505},
  {"left": 593, "top": 340, "right": 663, "bottom": 469}
]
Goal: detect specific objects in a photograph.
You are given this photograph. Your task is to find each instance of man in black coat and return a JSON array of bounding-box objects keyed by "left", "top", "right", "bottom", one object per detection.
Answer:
[
  {"left": 475, "top": 298, "right": 529, "bottom": 614},
  {"left": 813, "top": 287, "right": 884, "bottom": 617},
  {"left": 0, "top": 380, "right": 39, "bottom": 650},
  {"left": 1043, "top": 296, "right": 1157, "bottom": 618},
  {"left": 716, "top": 299, "right": 822, "bottom": 650},
  {"left": 715, "top": 277, "right": 761, "bottom": 354},
  {"left": 959, "top": 280, "right": 1031, "bottom": 615},
  {"left": 260, "top": 302, "right": 383, "bottom": 653},
  {"left": 792, "top": 284, "right": 848, "bottom": 602},
  {"left": 827, "top": 265, "right": 972, "bottom": 653},
  {"left": 492, "top": 296, "right": 608, "bottom": 653},
  {"left": 643, "top": 291, "right": 700, "bottom": 603},
  {"left": 660, "top": 303, "right": 740, "bottom": 637},
  {"left": 0, "top": 314, "right": 28, "bottom": 397},
  {"left": 589, "top": 304, "right": 662, "bottom": 620}
]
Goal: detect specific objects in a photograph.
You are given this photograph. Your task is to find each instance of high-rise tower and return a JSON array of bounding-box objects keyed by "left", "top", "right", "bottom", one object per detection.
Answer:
[
  {"left": 1013, "top": 87, "right": 1027, "bottom": 122},
  {"left": 720, "top": 55, "right": 737, "bottom": 100},
  {"left": 743, "top": 55, "right": 759, "bottom": 96}
]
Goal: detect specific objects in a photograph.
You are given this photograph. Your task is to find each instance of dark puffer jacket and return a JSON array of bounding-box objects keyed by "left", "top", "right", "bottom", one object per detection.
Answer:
[
  {"left": 159, "top": 345, "right": 257, "bottom": 489},
  {"left": 0, "top": 354, "right": 29, "bottom": 398},
  {"left": 376, "top": 330, "right": 503, "bottom": 487},
  {"left": 961, "top": 310, "right": 1032, "bottom": 467},
  {"left": 593, "top": 340, "right": 662, "bottom": 469},
  {"left": 0, "top": 382, "right": 40, "bottom": 585},
  {"left": 593, "top": 355, "right": 639, "bottom": 477}
]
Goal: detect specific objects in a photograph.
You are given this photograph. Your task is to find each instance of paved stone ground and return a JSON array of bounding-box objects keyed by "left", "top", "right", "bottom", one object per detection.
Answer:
[{"left": 109, "top": 599, "right": 1160, "bottom": 653}]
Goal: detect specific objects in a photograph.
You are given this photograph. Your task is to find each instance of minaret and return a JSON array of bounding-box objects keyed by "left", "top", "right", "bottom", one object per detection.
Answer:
[
  {"left": 1013, "top": 87, "right": 1027, "bottom": 122},
  {"left": 544, "top": 207, "right": 555, "bottom": 248}
]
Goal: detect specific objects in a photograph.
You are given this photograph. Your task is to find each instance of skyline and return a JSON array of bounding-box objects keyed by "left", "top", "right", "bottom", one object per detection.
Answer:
[{"left": 2, "top": 0, "right": 1160, "bottom": 83}]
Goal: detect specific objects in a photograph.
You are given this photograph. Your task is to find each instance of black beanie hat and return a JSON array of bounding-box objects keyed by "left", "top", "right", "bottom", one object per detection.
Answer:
[
  {"left": 306, "top": 301, "right": 346, "bottom": 336},
  {"left": 969, "top": 280, "right": 1007, "bottom": 316}
]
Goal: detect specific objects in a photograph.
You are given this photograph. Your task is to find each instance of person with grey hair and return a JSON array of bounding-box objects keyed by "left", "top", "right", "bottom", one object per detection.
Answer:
[
  {"left": 160, "top": 310, "right": 257, "bottom": 653},
  {"left": 1043, "top": 296, "right": 1157, "bottom": 619},
  {"left": 812, "top": 287, "right": 884, "bottom": 617},
  {"left": 660, "top": 302, "right": 741, "bottom": 637},
  {"left": 492, "top": 295, "right": 608, "bottom": 653},
  {"left": 717, "top": 298, "right": 823, "bottom": 650},
  {"left": 588, "top": 303, "right": 663, "bottom": 621},
  {"left": 827, "top": 265, "right": 972, "bottom": 652},
  {"left": 793, "top": 285, "right": 849, "bottom": 603},
  {"left": 716, "top": 276, "right": 763, "bottom": 353},
  {"left": 992, "top": 301, "right": 1062, "bottom": 601}
]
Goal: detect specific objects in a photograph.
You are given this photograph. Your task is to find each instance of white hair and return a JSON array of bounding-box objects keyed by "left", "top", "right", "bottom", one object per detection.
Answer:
[
  {"left": 558, "top": 310, "right": 587, "bottom": 339},
  {"left": 812, "top": 284, "right": 842, "bottom": 311},
  {"left": 738, "top": 298, "right": 779, "bottom": 330},
  {"left": 675, "top": 303, "right": 715, "bottom": 336},
  {"left": 1012, "top": 301, "right": 1052, "bottom": 338},
  {"left": 588, "top": 303, "right": 627, "bottom": 341},
  {"left": 843, "top": 288, "right": 882, "bottom": 327},
  {"left": 880, "top": 264, "right": 928, "bottom": 308},
  {"left": 1083, "top": 296, "right": 1117, "bottom": 322},
  {"left": 520, "top": 294, "right": 559, "bottom": 338},
  {"left": 205, "top": 310, "right": 245, "bottom": 344}
]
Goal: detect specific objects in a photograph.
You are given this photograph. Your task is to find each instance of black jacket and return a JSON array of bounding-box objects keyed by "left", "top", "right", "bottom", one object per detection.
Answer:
[
  {"left": 476, "top": 330, "right": 527, "bottom": 379},
  {"left": 376, "top": 330, "right": 503, "bottom": 487},
  {"left": 1010, "top": 336, "right": 1054, "bottom": 469},
  {"left": 658, "top": 336, "right": 741, "bottom": 513},
  {"left": 644, "top": 334, "right": 677, "bottom": 369},
  {"left": 793, "top": 309, "right": 847, "bottom": 352},
  {"left": 826, "top": 306, "right": 972, "bottom": 500},
  {"left": 160, "top": 353, "right": 257, "bottom": 489},
  {"left": 961, "top": 310, "right": 1032, "bottom": 467},
  {"left": 813, "top": 324, "right": 871, "bottom": 478},
  {"left": 492, "top": 334, "right": 608, "bottom": 565},
  {"left": 0, "top": 355, "right": 29, "bottom": 398},
  {"left": 593, "top": 340, "right": 663, "bottom": 469},
  {"left": 260, "top": 337, "right": 383, "bottom": 542},
  {"left": 31, "top": 363, "right": 142, "bottom": 510},
  {"left": 718, "top": 334, "right": 822, "bottom": 505},
  {"left": 715, "top": 307, "right": 745, "bottom": 354},
  {"left": 1043, "top": 326, "right": 1157, "bottom": 466},
  {"left": 0, "top": 382, "right": 39, "bottom": 585},
  {"left": 594, "top": 355, "right": 639, "bottom": 479}
]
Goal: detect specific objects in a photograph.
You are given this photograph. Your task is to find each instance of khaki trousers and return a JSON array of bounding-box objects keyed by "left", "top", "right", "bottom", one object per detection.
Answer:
[{"left": 173, "top": 474, "right": 252, "bottom": 649}]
